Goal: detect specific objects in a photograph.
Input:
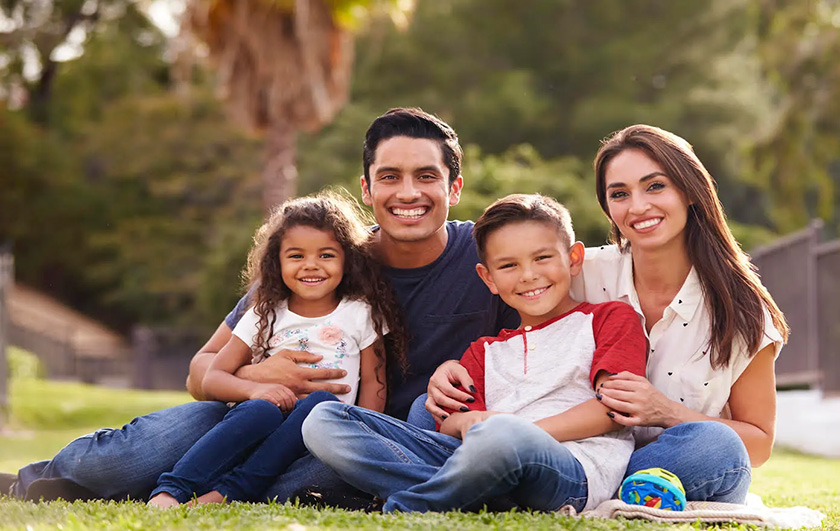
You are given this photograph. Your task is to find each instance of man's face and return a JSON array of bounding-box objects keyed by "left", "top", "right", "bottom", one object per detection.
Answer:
[{"left": 361, "top": 136, "right": 463, "bottom": 245}]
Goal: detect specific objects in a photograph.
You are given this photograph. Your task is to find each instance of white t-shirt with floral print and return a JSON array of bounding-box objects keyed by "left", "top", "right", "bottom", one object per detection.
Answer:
[{"left": 232, "top": 298, "right": 381, "bottom": 405}]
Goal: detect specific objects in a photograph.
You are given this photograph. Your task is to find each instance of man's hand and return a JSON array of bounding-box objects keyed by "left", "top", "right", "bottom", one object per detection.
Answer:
[
  {"left": 440, "top": 410, "right": 500, "bottom": 440},
  {"left": 238, "top": 350, "right": 352, "bottom": 397},
  {"left": 249, "top": 383, "right": 297, "bottom": 411},
  {"left": 425, "top": 360, "right": 475, "bottom": 423}
]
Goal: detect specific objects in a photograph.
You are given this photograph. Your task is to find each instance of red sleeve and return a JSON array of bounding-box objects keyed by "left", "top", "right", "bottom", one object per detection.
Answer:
[
  {"left": 589, "top": 301, "right": 647, "bottom": 387},
  {"left": 459, "top": 341, "right": 487, "bottom": 412}
]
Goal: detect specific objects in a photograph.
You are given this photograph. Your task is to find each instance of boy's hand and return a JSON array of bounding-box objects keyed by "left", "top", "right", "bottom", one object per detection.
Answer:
[
  {"left": 249, "top": 383, "right": 297, "bottom": 411},
  {"left": 440, "top": 410, "right": 500, "bottom": 440},
  {"left": 239, "top": 350, "right": 351, "bottom": 396},
  {"left": 426, "top": 360, "right": 475, "bottom": 423}
]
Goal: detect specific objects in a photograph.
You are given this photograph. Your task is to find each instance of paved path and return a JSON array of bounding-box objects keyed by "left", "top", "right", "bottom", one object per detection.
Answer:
[{"left": 776, "top": 390, "right": 840, "bottom": 458}]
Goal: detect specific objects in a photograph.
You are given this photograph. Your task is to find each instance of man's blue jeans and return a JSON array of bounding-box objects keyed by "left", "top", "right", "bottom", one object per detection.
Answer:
[
  {"left": 14, "top": 394, "right": 434, "bottom": 501},
  {"left": 302, "top": 402, "right": 589, "bottom": 513},
  {"left": 151, "top": 391, "right": 338, "bottom": 503}
]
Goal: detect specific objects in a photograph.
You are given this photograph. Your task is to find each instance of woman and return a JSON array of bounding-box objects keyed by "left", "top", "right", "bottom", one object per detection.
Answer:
[{"left": 426, "top": 124, "right": 788, "bottom": 503}]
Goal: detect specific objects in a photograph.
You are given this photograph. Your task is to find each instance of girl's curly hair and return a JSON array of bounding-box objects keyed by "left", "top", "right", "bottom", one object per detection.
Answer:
[{"left": 243, "top": 190, "right": 408, "bottom": 390}]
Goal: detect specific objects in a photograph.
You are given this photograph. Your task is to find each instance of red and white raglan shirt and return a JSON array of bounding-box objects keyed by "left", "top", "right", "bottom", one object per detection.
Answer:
[{"left": 458, "top": 301, "right": 647, "bottom": 510}]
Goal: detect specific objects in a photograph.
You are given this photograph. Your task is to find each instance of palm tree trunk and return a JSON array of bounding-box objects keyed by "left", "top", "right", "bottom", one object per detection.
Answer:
[{"left": 262, "top": 122, "right": 298, "bottom": 214}]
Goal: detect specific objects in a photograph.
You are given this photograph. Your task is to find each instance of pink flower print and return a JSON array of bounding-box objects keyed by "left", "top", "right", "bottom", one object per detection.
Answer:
[{"left": 320, "top": 325, "right": 343, "bottom": 345}]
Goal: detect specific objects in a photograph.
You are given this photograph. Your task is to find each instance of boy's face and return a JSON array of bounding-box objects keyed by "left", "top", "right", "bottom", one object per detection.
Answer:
[
  {"left": 476, "top": 220, "right": 584, "bottom": 329},
  {"left": 361, "top": 136, "right": 463, "bottom": 246}
]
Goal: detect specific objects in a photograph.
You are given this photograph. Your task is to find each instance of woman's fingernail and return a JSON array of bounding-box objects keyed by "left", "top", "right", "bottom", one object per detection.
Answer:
[
  {"left": 441, "top": 414, "right": 448, "bottom": 420},
  {"left": 595, "top": 392, "right": 602, "bottom": 401},
  {"left": 460, "top": 406, "right": 470, "bottom": 412},
  {"left": 466, "top": 397, "right": 475, "bottom": 403},
  {"left": 469, "top": 385, "right": 477, "bottom": 393},
  {"left": 607, "top": 412, "right": 615, "bottom": 419}
]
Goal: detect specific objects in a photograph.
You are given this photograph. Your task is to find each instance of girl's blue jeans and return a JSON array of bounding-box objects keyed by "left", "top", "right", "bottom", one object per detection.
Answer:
[
  {"left": 150, "top": 390, "right": 338, "bottom": 503},
  {"left": 303, "top": 402, "right": 589, "bottom": 513},
  {"left": 303, "top": 395, "right": 752, "bottom": 512}
]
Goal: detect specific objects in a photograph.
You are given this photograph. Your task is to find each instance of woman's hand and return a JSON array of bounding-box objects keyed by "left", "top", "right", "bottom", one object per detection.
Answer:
[
  {"left": 425, "top": 360, "right": 475, "bottom": 423},
  {"left": 597, "top": 371, "right": 682, "bottom": 428},
  {"left": 249, "top": 383, "right": 297, "bottom": 411}
]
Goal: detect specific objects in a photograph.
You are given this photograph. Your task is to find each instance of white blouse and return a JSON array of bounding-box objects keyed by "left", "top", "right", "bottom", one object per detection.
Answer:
[{"left": 570, "top": 245, "right": 784, "bottom": 446}]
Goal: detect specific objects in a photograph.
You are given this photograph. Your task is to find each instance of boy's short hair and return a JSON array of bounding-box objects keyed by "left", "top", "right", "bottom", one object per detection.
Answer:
[
  {"left": 473, "top": 194, "right": 575, "bottom": 264},
  {"left": 363, "top": 107, "right": 463, "bottom": 186}
]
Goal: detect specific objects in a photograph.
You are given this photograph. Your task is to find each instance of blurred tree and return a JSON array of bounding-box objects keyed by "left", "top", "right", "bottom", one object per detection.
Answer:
[
  {"left": 747, "top": 0, "right": 840, "bottom": 233},
  {"left": 0, "top": 0, "right": 159, "bottom": 124},
  {"left": 183, "top": 0, "right": 413, "bottom": 213}
]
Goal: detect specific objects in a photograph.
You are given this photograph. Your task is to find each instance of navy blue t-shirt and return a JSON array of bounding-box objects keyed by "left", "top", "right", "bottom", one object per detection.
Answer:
[{"left": 224, "top": 220, "right": 519, "bottom": 420}]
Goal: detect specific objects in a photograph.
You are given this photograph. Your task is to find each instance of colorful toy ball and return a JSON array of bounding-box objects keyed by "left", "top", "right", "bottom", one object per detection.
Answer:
[{"left": 619, "top": 467, "right": 687, "bottom": 511}]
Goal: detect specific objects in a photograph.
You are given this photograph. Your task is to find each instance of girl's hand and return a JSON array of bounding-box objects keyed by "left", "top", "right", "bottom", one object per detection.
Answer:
[
  {"left": 597, "top": 372, "right": 682, "bottom": 428},
  {"left": 249, "top": 383, "right": 297, "bottom": 412},
  {"left": 425, "top": 360, "right": 475, "bottom": 423}
]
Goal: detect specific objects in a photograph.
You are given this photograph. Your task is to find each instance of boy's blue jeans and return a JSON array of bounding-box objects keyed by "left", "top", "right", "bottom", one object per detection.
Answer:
[
  {"left": 13, "top": 394, "right": 432, "bottom": 501},
  {"left": 303, "top": 402, "right": 590, "bottom": 513},
  {"left": 150, "top": 391, "right": 338, "bottom": 503}
]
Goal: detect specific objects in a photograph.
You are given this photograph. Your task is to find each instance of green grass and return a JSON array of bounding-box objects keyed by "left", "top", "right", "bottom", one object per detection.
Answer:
[{"left": 0, "top": 352, "right": 836, "bottom": 529}]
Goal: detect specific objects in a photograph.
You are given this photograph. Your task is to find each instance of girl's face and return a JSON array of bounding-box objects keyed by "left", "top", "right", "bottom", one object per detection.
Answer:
[
  {"left": 280, "top": 225, "right": 345, "bottom": 313},
  {"left": 603, "top": 148, "right": 691, "bottom": 254}
]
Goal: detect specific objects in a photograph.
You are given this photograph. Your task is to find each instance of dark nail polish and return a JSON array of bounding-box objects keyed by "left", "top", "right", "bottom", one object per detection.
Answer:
[
  {"left": 466, "top": 397, "right": 475, "bottom": 403},
  {"left": 607, "top": 412, "right": 615, "bottom": 419},
  {"left": 441, "top": 414, "right": 448, "bottom": 420},
  {"left": 460, "top": 406, "right": 470, "bottom": 412},
  {"left": 469, "top": 385, "right": 477, "bottom": 393},
  {"left": 595, "top": 392, "right": 602, "bottom": 401}
]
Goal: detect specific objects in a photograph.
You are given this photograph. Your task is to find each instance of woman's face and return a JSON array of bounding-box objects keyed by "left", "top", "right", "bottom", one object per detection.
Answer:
[{"left": 603, "top": 148, "right": 691, "bottom": 254}]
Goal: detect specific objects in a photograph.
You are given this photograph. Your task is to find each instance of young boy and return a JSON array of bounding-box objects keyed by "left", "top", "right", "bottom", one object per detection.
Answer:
[{"left": 302, "top": 193, "right": 647, "bottom": 513}]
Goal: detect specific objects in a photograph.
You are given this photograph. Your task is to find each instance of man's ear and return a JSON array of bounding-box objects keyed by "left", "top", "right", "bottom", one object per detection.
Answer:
[
  {"left": 448, "top": 174, "right": 464, "bottom": 206},
  {"left": 568, "top": 242, "right": 585, "bottom": 276},
  {"left": 475, "top": 262, "right": 498, "bottom": 294},
  {"left": 360, "top": 175, "right": 373, "bottom": 206}
]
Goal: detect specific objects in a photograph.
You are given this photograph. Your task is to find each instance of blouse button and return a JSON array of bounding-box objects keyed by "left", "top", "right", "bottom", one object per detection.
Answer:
[{"left": 524, "top": 326, "right": 532, "bottom": 331}]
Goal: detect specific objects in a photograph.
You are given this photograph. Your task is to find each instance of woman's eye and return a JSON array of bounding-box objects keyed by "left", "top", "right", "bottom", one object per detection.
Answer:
[
  {"left": 609, "top": 190, "right": 628, "bottom": 200},
  {"left": 648, "top": 182, "right": 665, "bottom": 191}
]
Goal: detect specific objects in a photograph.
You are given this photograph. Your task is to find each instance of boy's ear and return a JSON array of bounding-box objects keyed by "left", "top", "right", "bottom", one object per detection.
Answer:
[
  {"left": 475, "top": 263, "right": 499, "bottom": 294},
  {"left": 568, "top": 242, "right": 585, "bottom": 276}
]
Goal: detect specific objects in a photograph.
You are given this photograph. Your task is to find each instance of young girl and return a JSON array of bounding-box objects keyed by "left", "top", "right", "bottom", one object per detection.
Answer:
[{"left": 147, "top": 192, "right": 406, "bottom": 507}]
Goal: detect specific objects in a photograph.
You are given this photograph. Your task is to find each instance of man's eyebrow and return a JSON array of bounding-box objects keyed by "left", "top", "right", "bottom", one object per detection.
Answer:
[{"left": 606, "top": 171, "right": 667, "bottom": 189}]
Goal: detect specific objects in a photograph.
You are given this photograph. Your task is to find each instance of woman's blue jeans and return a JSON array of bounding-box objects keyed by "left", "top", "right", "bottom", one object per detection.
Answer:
[
  {"left": 151, "top": 391, "right": 338, "bottom": 503},
  {"left": 302, "top": 402, "right": 589, "bottom": 513}
]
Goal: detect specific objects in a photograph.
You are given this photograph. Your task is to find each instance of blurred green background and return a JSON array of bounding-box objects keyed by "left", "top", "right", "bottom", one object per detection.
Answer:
[{"left": 1, "top": 0, "right": 838, "bottom": 337}]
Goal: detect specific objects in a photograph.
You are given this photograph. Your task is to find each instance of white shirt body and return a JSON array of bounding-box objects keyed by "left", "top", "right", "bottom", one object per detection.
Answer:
[{"left": 232, "top": 298, "right": 380, "bottom": 405}]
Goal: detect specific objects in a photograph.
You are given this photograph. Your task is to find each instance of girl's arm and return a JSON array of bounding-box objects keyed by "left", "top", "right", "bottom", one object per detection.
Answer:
[
  {"left": 355, "top": 340, "right": 386, "bottom": 412},
  {"left": 202, "top": 335, "right": 295, "bottom": 409},
  {"left": 598, "top": 344, "right": 777, "bottom": 466}
]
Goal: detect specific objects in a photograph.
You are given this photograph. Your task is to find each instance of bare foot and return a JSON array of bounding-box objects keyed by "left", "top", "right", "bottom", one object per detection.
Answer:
[
  {"left": 192, "top": 490, "right": 227, "bottom": 505},
  {"left": 148, "top": 492, "right": 180, "bottom": 508}
]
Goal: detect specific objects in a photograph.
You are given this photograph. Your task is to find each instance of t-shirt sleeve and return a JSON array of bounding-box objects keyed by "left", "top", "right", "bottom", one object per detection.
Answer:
[
  {"left": 355, "top": 301, "right": 382, "bottom": 350},
  {"left": 232, "top": 307, "right": 261, "bottom": 348},
  {"left": 224, "top": 289, "right": 255, "bottom": 329},
  {"left": 459, "top": 341, "right": 488, "bottom": 412},
  {"left": 589, "top": 301, "right": 648, "bottom": 387}
]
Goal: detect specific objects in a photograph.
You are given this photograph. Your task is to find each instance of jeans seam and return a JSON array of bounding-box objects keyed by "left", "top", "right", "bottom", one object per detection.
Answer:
[
  {"left": 687, "top": 465, "right": 751, "bottom": 496},
  {"left": 343, "top": 406, "right": 456, "bottom": 461}
]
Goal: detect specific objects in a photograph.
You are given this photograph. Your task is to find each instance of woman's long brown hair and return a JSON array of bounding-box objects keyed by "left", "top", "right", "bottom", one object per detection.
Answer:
[
  {"left": 243, "top": 190, "right": 408, "bottom": 387},
  {"left": 594, "top": 125, "right": 788, "bottom": 369}
]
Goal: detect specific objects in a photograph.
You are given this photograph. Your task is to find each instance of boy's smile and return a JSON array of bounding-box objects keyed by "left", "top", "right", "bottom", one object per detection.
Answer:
[{"left": 476, "top": 220, "right": 584, "bottom": 329}]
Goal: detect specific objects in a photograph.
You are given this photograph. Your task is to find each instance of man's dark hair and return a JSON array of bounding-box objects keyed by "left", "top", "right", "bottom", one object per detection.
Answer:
[
  {"left": 363, "top": 107, "right": 463, "bottom": 186},
  {"left": 473, "top": 194, "right": 575, "bottom": 264}
]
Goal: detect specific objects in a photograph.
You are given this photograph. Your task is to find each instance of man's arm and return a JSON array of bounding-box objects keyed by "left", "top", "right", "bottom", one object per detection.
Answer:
[{"left": 186, "top": 321, "right": 232, "bottom": 400}]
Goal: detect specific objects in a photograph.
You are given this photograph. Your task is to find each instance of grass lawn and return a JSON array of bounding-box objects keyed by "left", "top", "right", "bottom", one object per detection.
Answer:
[{"left": 1, "top": 364, "right": 836, "bottom": 529}]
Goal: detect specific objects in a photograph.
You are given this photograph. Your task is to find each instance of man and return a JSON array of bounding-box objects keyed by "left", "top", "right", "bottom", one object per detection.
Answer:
[{"left": 3, "top": 108, "right": 517, "bottom": 503}]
